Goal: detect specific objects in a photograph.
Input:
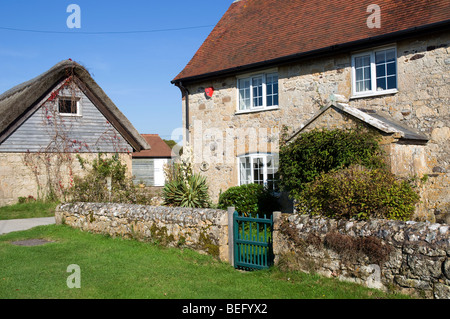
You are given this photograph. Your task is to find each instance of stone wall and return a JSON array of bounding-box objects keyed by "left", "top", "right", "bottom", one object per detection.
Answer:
[
  {"left": 0, "top": 152, "right": 132, "bottom": 207},
  {"left": 273, "top": 213, "right": 450, "bottom": 299},
  {"left": 56, "top": 202, "right": 450, "bottom": 298},
  {"left": 182, "top": 30, "right": 450, "bottom": 221},
  {"left": 55, "top": 202, "right": 230, "bottom": 261}
]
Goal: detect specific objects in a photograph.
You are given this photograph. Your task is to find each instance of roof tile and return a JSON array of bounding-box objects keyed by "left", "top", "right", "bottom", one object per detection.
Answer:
[{"left": 173, "top": 0, "right": 450, "bottom": 82}]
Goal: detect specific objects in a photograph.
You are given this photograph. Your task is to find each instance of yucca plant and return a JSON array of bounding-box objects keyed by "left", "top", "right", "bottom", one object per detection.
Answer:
[{"left": 163, "top": 173, "right": 210, "bottom": 208}]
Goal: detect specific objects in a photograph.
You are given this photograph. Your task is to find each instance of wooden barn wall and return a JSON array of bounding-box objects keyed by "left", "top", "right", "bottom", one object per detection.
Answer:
[{"left": 0, "top": 85, "right": 132, "bottom": 153}]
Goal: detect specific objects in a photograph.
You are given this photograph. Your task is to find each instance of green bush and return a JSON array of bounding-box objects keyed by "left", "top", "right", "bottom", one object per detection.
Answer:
[
  {"left": 295, "top": 166, "right": 419, "bottom": 221},
  {"left": 218, "top": 183, "right": 280, "bottom": 217},
  {"left": 279, "top": 128, "right": 385, "bottom": 198},
  {"left": 70, "top": 153, "right": 157, "bottom": 205},
  {"left": 162, "top": 173, "right": 210, "bottom": 208}
]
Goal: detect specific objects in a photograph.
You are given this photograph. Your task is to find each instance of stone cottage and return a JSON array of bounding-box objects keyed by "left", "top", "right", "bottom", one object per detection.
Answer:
[
  {"left": 171, "top": 0, "right": 450, "bottom": 221},
  {"left": 0, "top": 60, "right": 149, "bottom": 206}
]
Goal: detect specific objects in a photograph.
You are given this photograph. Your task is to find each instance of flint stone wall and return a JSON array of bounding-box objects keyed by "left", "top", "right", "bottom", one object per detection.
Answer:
[
  {"left": 55, "top": 202, "right": 229, "bottom": 261},
  {"left": 273, "top": 213, "right": 450, "bottom": 299}
]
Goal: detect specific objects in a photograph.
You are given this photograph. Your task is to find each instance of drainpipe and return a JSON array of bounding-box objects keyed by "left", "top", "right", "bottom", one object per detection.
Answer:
[{"left": 175, "top": 81, "right": 190, "bottom": 145}]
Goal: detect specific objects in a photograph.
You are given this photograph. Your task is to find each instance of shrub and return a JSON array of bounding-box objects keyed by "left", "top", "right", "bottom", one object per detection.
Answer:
[
  {"left": 295, "top": 165, "right": 419, "bottom": 221},
  {"left": 279, "top": 128, "right": 385, "bottom": 198},
  {"left": 217, "top": 183, "right": 280, "bottom": 217},
  {"left": 70, "top": 153, "right": 157, "bottom": 205}
]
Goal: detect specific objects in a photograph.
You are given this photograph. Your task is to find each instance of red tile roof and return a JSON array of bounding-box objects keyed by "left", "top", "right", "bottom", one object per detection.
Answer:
[
  {"left": 132, "top": 134, "right": 174, "bottom": 158},
  {"left": 173, "top": 0, "right": 450, "bottom": 83}
]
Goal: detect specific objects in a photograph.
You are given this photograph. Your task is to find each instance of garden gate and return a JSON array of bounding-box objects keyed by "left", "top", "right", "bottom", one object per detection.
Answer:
[{"left": 232, "top": 211, "right": 274, "bottom": 270}]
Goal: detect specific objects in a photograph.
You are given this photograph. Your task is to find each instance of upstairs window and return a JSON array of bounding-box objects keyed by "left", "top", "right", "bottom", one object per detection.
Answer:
[
  {"left": 352, "top": 47, "right": 397, "bottom": 97},
  {"left": 238, "top": 153, "right": 279, "bottom": 192},
  {"left": 238, "top": 72, "right": 278, "bottom": 111},
  {"left": 58, "top": 97, "right": 81, "bottom": 116}
]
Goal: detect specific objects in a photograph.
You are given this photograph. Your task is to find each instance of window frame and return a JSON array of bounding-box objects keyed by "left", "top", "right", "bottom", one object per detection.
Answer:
[
  {"left": 236, "top": 70, "right": 279, "bottom": 114},
  {"left": 237, "top": 153, "right": 279, "bottom": 192},
  {"left": 351, "top": 46, "right": 398, "bottom": 99},
  {"left": 58, "top": 97, "right": 82, "bottom": 117}
]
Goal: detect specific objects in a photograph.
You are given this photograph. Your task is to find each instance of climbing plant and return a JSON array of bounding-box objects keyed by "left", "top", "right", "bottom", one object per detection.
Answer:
[{"left": 21, "top": 66, "right": 131, "bottom": 203}]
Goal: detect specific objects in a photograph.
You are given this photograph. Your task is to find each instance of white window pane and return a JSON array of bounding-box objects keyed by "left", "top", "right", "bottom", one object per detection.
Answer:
[
  {"left": 252, "top": 76, "right": 263, "bottom": 107},
  {"left": 377, "top": 77, "right": 386, "bottom": 91},
  {"left": 356, "top": 68, "right": 363, "bottom": 81},
  {"left": 387, "top": 75, "right": 397, "bottom": 90},
  {"left": 266, "top": 73, "right": 279, "bottom": 107},
  {"left": 386, "top": 62, "right": 396, "bottom": 76},
  {"left": 355, "top": 56, "right": 364, "bottom": 68},
  {"left": 266, "top": 155, "right": 279, "bottom": 191},
  {"left": 375, "top": 51, "right": 386, "bottom": 64},
  {"left": 354, "top": 55, "right": 372, "bottom": 93},
  {"left": 239, "top": 157, "right": 251, "bottom": 184},
  {"left": 386, "top": 49, "right": 396, "bottom": 62},
  {"left": 376, "top": 64, "right": 385, "bottom": 77},
  {"left": 374, "top": 48, "right": 397, "bottom": 91},
  {"left": 238, "top": 78, "right": 251, "bottom": 110},
  {"left": 253, "top": 157, "right": 264, "bottom": 185}
]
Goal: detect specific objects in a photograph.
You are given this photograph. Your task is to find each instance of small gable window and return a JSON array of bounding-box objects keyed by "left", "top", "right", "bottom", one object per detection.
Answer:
[
  {"left": 237, "top": 71, "right": 278, "bottom": 112},
  {"left": 351, "top": 46, "right": 398, "bottom": 98},
  {"left": 58, "top": 97, "right": 81, "bottom": 116}
]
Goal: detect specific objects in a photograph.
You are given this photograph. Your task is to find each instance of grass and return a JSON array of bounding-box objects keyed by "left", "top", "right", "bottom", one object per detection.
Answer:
[
  {"left": 0, "top": 224, "right": 409, "bottom": 299},
  {"left": 0, "top": 201, "right": 58, "bottom": 220}
]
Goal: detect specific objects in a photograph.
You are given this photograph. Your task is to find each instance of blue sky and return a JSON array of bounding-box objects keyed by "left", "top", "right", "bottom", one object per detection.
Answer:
[{"left": 0, "top": 1, "right": 232, "bottom": 141}]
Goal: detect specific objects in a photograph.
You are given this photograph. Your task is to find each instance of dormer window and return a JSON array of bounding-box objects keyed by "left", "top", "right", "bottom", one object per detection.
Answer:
[{"left": 58, "top": 97, "right": 81, "bottom": 116}]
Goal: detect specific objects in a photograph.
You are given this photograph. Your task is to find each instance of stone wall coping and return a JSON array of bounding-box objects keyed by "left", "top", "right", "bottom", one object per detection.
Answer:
[
  {"left": 281, "top": 213, "right": 450, "bottom": 248},
  {"left": 57, "top": 202, "right": 228, "bottom": 226}
]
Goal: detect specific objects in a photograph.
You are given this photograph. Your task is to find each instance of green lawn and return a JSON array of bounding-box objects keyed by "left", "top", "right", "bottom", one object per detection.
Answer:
[
  {"left": 0, "top": 201, "right": 58, "bottom": 220},
  {"left": 0, "top": 224, "right": 409, "bottom": 299}
]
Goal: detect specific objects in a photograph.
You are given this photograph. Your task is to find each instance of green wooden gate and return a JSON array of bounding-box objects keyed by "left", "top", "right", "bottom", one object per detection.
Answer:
[{"left": 233, "top": 211, "right": 273, "bottom": 270}]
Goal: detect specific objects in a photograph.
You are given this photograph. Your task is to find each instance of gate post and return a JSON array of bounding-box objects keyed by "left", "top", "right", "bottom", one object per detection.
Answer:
[
  {"left": 272, "top": 211, "right": 282, "bottom": 265},
  {"left": 227, "top": 206, "right": 235, "bottom": 267}
]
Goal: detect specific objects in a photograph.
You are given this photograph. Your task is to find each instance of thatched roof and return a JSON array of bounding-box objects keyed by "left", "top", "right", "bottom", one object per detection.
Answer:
[{"left": 0, "top": 60, "right": 149, "bottom": 151}]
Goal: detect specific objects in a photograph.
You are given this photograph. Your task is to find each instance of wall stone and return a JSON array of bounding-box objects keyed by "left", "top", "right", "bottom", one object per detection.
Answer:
[
  {"left": 55, "top": 202, "right": 230, "bottom": 261},
  {"left": 273, "top": 213, "right": 450, "bottom": 299}
]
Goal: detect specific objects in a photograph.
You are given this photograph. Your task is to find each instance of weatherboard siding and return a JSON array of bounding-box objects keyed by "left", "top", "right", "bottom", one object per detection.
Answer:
[
  {"left": 132, "top": 158, "right": 169, "bottom": 186},
  {"left": 0, "top": 88, "right": 132, "bottom": 153},
  {"left": 132, "top": 158, "right": 155, "bottom": 186}
]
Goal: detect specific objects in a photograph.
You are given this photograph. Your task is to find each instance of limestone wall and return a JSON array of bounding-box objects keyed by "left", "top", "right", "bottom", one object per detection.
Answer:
[
  {"left": 56, "top": 202, "right": 450, "bottom": 298},
  {"left": 55, "top": 202, "right": 230, "bottom": 261},
  {"left": 183, "top": 31, "right": 449, "bottom": 220},
  {"left": 273, "top": 213, "right": 450, "bottom": 299},
  {"left": 0, "top": 153, "right": 132, "bottom": 207}
]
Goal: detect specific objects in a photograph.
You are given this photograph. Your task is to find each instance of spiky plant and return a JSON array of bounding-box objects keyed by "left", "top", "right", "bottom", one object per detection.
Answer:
[{"left": 163, "top": 173, "right": 210, "bottom": 208}]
